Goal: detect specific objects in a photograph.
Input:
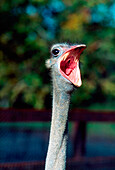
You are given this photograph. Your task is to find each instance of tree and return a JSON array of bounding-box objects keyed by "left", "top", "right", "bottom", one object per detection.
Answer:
[{"left": 0, "top": 0, "right": 115, "bottom": 109}]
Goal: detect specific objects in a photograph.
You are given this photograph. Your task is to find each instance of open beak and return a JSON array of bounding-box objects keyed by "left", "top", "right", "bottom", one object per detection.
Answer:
[{"left": 58, "top": 44, "right": 86, "bottom": 87}]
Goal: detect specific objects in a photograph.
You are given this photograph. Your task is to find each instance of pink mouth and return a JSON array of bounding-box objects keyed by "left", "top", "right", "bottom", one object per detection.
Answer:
[
  {"left": 61, "top": 56, "right": 76, "bottom": 75},
  {"left": 59, "top": 45, "right": 86, "bottom": 87}
]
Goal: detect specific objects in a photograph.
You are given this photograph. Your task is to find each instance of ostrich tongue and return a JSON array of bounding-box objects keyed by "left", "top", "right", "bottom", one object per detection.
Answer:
[{"left": 59, "top": 44, "right": 86, "bottom": 87}]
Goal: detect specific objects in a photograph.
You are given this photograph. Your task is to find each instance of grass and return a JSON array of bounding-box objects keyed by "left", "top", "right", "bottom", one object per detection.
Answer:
[
  {"left": 87, "top": 123, "right": 115, "bottom": 137},
  {"left": 0, "top": 122, "right": 50, "bottom": 130}
]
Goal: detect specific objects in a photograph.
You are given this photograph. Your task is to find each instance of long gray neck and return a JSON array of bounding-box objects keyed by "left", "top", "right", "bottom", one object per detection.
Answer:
[{"left": 45, "top": 74, "right": 71, "bottom": 170}]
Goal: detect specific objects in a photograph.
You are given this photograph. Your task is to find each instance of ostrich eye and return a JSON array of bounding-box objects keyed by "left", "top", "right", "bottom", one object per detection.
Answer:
[{"left": 52, "top": 48, "right": 60, "bottom": 56}]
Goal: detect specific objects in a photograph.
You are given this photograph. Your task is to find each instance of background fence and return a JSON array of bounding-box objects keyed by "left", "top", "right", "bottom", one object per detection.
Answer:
[{"left": 0, "top": 108, "right": 115, "bottom": 169}]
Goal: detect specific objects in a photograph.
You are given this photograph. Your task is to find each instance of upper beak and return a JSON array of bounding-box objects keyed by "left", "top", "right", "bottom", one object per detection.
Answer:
[{"left": 67, "top": 44, "right": 86, "bottom": 54}]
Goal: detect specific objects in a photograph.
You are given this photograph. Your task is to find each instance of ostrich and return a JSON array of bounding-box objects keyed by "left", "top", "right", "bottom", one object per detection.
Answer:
[{"left": 45, "top": 43, "right": 86, "bottom": 170}]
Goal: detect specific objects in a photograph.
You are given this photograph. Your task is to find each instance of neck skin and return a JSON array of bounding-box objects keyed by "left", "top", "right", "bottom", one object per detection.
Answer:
[{"left": 45, "top": 71, "right": 72, "bottom": 170}]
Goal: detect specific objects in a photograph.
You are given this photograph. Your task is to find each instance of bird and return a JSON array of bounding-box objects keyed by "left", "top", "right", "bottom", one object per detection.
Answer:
[{"left": 45, "top": 43, "right": 86, "bottom": 170}]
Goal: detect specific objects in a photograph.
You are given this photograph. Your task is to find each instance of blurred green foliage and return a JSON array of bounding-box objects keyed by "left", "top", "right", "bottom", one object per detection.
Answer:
[{"left": 0, "top": 0, "right": 115, "bottom": 109}]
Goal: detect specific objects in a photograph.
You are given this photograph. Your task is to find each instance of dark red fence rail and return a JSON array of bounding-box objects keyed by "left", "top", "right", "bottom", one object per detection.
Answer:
[
  {"left": 0, "top": 108, "right": 115, "bottom": 122},
  {"left": 1, "top": 157, "right": 115, "bottom": 170}
]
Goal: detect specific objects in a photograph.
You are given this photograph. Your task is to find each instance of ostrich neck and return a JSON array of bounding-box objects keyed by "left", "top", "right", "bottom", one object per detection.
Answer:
[{"left": 45, "top": 77, "right": 71, "bottom": 170}]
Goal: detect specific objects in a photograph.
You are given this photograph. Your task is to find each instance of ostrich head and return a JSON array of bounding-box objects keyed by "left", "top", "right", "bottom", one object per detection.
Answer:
[{"left": 46, "top": 43, "right": 86, "bottom": 92}]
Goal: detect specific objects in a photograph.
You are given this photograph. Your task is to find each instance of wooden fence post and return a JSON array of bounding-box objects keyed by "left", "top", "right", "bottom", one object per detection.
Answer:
[{"left": 72, "top": 121, "right": 87, "bottom": 159}]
